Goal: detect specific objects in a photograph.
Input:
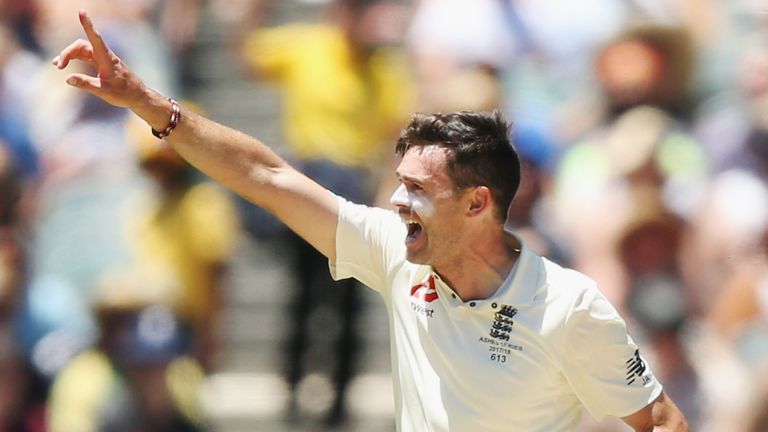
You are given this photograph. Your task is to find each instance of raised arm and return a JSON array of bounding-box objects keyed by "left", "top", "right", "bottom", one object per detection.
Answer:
[{"left": 52, "top": 10, "right": 339, "bottom": 260}]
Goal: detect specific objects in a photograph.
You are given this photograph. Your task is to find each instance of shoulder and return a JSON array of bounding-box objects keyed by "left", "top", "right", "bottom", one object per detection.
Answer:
[
  {"left": 338, "top": 198, "right": 404, "bottom": 233},
  {"left": 537, "top": 260, "right": 624, "bottom": 336},
  {"left": 333, "top": 198, "right": 408, "bottom": 288},
  {"left": 337, "top": 198, "right": 407, "bottom": 259},
  {"left": 540, "top": 259, "right": 601, "bottom": 309},
  {"left": 539, "top": 262, "right": 636, "bottom": 366}
]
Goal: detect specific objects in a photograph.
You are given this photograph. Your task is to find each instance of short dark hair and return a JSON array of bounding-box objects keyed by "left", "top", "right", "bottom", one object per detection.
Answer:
[{"left": 395, "top": 111, "right": 521, "bottom": 222}]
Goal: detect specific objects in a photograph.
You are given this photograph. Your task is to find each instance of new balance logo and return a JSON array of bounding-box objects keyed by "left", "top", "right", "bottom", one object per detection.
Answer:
[{"left": 626, "top": 349, "right": 651, "bottom": 386}]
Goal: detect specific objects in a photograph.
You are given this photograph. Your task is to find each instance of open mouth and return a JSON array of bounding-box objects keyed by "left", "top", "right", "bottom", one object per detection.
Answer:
[
  {"left": 399, "top": 208, "right": 425, "bottom": 247},
  {"left": 407, "top": 222, "right": 422, "bottom": 241}
]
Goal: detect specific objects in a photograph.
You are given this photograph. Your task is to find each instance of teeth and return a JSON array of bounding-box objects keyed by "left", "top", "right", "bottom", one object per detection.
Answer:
[{"left": 407, "top": 223, "right": 418, "bottom": 238}]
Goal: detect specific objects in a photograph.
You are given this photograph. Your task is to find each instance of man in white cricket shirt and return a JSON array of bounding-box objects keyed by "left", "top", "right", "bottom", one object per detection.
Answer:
[{"left": 53, "top": 9, "right": 688, "bottom": 431}]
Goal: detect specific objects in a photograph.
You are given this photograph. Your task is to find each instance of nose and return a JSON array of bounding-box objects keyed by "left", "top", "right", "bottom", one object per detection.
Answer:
[{"left": 390, "top": 183, "right": 409, "bottom": 208}]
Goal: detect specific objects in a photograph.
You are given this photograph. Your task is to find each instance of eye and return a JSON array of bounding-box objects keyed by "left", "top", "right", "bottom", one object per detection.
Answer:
[
  {"left": 403, "top": 180, "right": 424, "bottom": 193},
  {"left": 397, "top": 177, "right": 424, "bottom": 193}
]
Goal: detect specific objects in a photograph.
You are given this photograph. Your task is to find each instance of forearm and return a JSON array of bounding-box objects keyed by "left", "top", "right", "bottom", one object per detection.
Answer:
[{"left": 134, "top": 89, "right": 290, "bottom": 206}]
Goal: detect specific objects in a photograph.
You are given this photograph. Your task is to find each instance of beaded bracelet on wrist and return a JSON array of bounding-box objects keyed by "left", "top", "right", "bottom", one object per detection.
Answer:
[{"left": 151, "top": 98, "right": 181, "bottom": 139}]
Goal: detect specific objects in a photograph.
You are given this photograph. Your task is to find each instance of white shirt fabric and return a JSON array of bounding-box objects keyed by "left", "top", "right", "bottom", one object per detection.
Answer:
[{"left": 330, "top": 198, "right": 662, "bottom": 431}]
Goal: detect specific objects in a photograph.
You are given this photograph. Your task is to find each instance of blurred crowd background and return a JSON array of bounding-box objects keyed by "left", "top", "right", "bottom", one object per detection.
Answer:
[{"left": 2, "top": 0, "right": 768, "bottom": 431}]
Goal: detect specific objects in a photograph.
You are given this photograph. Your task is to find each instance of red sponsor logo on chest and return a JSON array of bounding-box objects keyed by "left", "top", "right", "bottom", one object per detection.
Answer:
[{"left": 410, "top": 275, "right": 438, "bottom": 303}]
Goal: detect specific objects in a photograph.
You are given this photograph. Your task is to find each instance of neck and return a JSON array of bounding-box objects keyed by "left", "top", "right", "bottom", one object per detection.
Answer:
[{"left": 435, "top": 229, "right": 521, "bottom": 302}]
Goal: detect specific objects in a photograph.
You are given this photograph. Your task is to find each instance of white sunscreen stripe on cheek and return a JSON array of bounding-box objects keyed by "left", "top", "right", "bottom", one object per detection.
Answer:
[
  {"left": 410, "top": 194, "right": 435, "bottom": 218},
  {"left": 389, "top": 184, "right": 435, "bottom": 218}
]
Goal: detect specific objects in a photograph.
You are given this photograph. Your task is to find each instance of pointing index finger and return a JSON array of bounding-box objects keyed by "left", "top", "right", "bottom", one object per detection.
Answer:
[{"left": 78, "top": 10, "right": 113, "bottom": 78}]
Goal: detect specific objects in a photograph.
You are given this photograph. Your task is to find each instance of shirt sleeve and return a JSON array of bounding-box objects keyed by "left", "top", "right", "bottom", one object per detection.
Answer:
[
  {"left": 330, "top": 197, "right": 406, "bottom": 295},
  {"left": 559, "top": 286, "right": 663, "bottom": 421}
]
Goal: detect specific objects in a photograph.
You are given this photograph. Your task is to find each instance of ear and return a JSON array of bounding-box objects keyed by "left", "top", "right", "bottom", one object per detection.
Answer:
[{"left": 467, "top": 186, "right": 492, "bottom": 217}]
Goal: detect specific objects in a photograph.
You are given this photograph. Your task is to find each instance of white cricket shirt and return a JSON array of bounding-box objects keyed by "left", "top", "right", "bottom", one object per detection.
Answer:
[{"left": 331, "top": 198, "right": 662, "bottom": 431}]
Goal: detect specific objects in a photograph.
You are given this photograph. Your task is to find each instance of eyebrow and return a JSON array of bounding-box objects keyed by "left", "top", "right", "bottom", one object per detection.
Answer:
[{"left": 396, "top": 173, "right": 430, "bottom": 184}]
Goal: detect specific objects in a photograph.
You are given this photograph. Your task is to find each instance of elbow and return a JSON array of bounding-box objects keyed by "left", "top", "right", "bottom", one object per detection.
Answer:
[
  {"left": 626, "top": 391, "right": 689, "bottom": 432},
  {"left": 243, "top": 162, "right": 294, "bottom": 205},
  {"left": 659, "top": 399, "right": 689, "bottom": 432},
  {"left": 650, "top": 411, "right": 689, "bottom": 432},
  {"left": 669, "top": 416, "right": 689, "bottom": 432}
]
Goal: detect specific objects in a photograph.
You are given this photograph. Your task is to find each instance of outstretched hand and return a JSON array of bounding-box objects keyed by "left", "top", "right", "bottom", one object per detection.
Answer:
[{"left": 52, "top": 10, "right": 146, "bottom": 109}]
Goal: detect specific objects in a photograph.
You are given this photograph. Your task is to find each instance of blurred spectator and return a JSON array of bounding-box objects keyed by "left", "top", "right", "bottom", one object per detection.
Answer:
[
  {"left": 508, "top": 0, "right": 628, "bottom": 75},
  {"left": 500, "top": 0, "right": 629, "bottom": 150},
  {"left": 239, "top": 0, "right": 414, "bottom": 424},
  {"left": 0, "top": 226, "right": 22, "bottom": 321},
  {"left": 17, "top": 1, "right": 187, "bottom": 386},
  {"left": 0, "top": 142, "right": 24, "bottom": 317},
  {"left": 745, "top": 349, "right": 768, "bottom": 432},
  {"left": 17, "top": 88, "right": 140, "bottom": 381},
  {"left": 47, "top": 266, "right": 208, "bottom": 432},
  {"left": 682, "top": 42, "right": 768, "bottom": 315},
  {"left": 504, "top": 129, "right": 568, "bottom": 266},
  {"left": 733, "top": 44, "right": 768, "bottom": 177},
  {"left": 0, "top": 22, "right": 40, "bottom": 183},
  {"left": 0, "top": 120, "right": 44, "bottom": 432},
  {"left": 406, "top": 0, "right": 514, "bottom": 112},
  {"left": 686, "top": 2, "right": 768, "bottom": 179},
  {"left": 0, "top": 326, "right": 45, "bottom": 432},
  {"left": 707, "top": 224, "right": 768, "bottom": 367},
  {"left": 554, "top": 105, "right": 705, "bottom": 304},
  {"left": 592, "top": 24, "right": 695, "bottom": 119},
  {"left": 681, "top": 168, "right": 768, "bottom": 316},
  {"left": 687, "top": 221, "right": 768, "bottom": 432},
  {"left": 684, "top": 13, "right": 768, "bottom": 314},
  {"left": 0, "top": 0, "right": 42, "bottom": 53},
  {"left": 0, "top": 141, "right": 21, "bottom": 226},
  {"left": 551, "top": 23, "right": 707, "bottom": 306},
  {"left": 618, "top": 201, "right": 702, "bottom": 429},
  {"left": 154, "top": 0, "right": 204, "bottom": 56},
  {"left": 122, "top": 110, "right": 240, "bottom": 371}
]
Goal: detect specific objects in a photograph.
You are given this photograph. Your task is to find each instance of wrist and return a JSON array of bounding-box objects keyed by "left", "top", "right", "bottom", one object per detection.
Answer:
[
  {"left": 151, "top": 98, "right": 181, "bottom": 139},
  {"left": 132, "top": 89, "right": 179, "bottom": 134}
]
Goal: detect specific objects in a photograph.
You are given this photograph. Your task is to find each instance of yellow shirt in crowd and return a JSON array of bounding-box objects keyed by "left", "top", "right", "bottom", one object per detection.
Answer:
[
  {"left": 243, "top": 23, "right": 414, "bottom": 168},
  {"left": 126, "top": 182, "right": 239, "bottom": 327}
]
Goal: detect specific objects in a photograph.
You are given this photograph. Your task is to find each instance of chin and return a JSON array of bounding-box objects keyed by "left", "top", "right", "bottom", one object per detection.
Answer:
[
  {"left": 405, "top": 249, "right": 430, "bottom": 265},
  {"left": 405, "top": 256, "right": 424, "bottom": 265}
]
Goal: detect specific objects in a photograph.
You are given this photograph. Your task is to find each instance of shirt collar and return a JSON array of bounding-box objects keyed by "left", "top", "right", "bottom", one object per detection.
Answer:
[
  {"left": 430, "top": 231, "right": 545, "bottom": 309},
  {"left": 497, "top": 233, "right": 545, "bottom": 307}
]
